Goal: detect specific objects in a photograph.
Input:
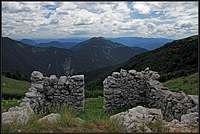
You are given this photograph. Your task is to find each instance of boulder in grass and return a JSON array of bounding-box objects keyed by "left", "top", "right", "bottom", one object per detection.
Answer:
[
  {"left": 2, "top": 105, "right": 34, "bottom": 125},
  {"left": 110, "top": 106, "right": 163, "bottom": 132},
  {"left": 38, "top": 113, "right": 61, "bottom": 124}
]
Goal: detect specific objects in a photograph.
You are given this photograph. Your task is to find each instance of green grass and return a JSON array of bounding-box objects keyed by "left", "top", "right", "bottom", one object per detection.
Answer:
[
  {"left": 85, "top": 80, "right": 103, "bottom": 98},
  {"left": 78, "top": 97, "right": 109, "bottom": 121},
  {"left": 1, "top": 99, "right": 20, "bottom": 112},
  {"left": 1, "top": 95, "right": 108, "bottom": 122},
  {"left": 1, "top": 75, "right": 30, "bottom": 99},
  {"left": 163, "top": 73, "right": 198, "bottom": 95},
  {"left": 2, "top": 97, "right": 123, "bottom": 133},
  {"left": 1, "top": 72, "right": 199, "bottom": 133}
]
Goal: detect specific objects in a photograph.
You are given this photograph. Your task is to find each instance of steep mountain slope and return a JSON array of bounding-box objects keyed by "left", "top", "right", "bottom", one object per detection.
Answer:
[
  {"left": 71, "top": 37, "right": 147, "bottom": 72},
  {"left": 2, "top": 37, "right": 147, "bottom": 79},
  {"left": 2, "top": 37, "right": 73, "bottom": 78},
  {"left": 85, "top": 35, "right": 198, "bottom": 83},
  {"left": 110, "top": 37, "right": 173, "bottom": 50},
  {"left": 121, "top": 35, "right": 198, "bottom": 81}
]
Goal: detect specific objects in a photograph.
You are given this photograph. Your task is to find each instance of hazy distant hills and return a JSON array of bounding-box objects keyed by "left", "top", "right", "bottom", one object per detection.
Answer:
[
  {"left": 85, "top": 35, "right": 198, "bottom": 83},
  {"left": 21, "top": 39, "right": 77, "bottom": 49},
  {"left": 2, "top": 37, "right": 146, "bottom": 79},
  {"left": 38, "top": 41, "right": 77, "bottom": 49},
  {"left": 20, "top": 37, "right": 173, "bottom": 50},
  {"left": 110, "top": 37, "right": 173, "bottom": 50},
  {"left": 20, "top": 39, "right": 37, "bottom": 45}
]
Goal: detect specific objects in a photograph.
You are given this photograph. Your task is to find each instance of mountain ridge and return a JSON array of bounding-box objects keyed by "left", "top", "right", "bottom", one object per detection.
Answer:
[
  {"left": 110, "top": 37, "right": 173, "bottom": 50},
  {"left": 2, "top": 37, "right": 147, "bottom": 79},
  {"left": 85, "top": 35, "right": 198, "bottom": 83},
  {"left": 18, "top": 36, "right": 173, "bottom": 50}
]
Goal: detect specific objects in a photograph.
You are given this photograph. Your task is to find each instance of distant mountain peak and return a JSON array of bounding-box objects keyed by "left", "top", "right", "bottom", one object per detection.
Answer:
[
  {"left": 88, "top": 37, "right": 107, "bottom": 42},
  {"left": 71, "top": 36, "right": 126, "bottom": 49},
  {"left": 91, "top": 37, "right": 105, "bottom": 40}
]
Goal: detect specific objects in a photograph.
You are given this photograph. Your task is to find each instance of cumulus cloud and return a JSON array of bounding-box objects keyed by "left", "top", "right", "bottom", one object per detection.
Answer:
[
  {"left": 2, "top": 1, "right": 198, "bottom": 39},
  {"left": 133, "top": 2, "right": 151, "bottom": 14}
]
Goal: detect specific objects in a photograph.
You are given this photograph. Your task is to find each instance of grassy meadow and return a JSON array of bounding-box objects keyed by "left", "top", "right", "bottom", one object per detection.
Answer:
[
  {"left": 1, "top": 97, "right": 124, "bottom": 133},
  {"left": 163, "top": 73, "right": 198, "bottom": 95},
  {"left": 1, "top": 75, "right": 30, "bottom": 99},
  {"left": 1, "top": 72, "right": 198, "bottom": 132}
]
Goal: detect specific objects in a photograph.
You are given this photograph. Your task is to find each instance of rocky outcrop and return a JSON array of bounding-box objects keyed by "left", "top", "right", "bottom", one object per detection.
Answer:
[
  {"left": 110, "top": 106, "right": 199, "bottom": 133},
  {"left": 166, "top": 112, "right": 199, "bottom": 132},
  {"left": 38, "top": 113, "right": 61, "bottom": 124},
  {"left": 2, "top": 105, "right": 34, "bottom": 125},
  {"left": 20, "top": 71, "right": 85, "bottom": 113},
  {"left": 181, "top": 112, "right": 199, "bottom": 125},
  {"left": 188, "top": 95, "right": 198, "bottom": 105},
  {"left": 103, "top": 68, "right": 197, "bottom": 121},
  {"left": 110, "top": 106, "right": 163, "bottom": 132}
]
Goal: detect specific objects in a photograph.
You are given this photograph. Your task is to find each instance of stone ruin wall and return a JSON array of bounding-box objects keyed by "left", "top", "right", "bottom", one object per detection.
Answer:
[
  {"left": 103, "top": 68, "right": 197, "bottom": 121},
  {"left": 20, "top": 71, "right": 85, "bottom": 113}
]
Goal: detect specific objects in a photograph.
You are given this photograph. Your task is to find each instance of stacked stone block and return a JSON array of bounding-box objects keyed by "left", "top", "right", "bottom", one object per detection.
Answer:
[
  {"left": 20, "top": 71, "right": 85, "bottom": 113},
  {"left": 103, "top": 68, "right": 196, "bottom": 121}
]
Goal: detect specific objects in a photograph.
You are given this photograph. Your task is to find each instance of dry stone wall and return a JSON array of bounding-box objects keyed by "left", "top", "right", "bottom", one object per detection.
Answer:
[
  {"left": 20, "top": 71, "right": 85, "bottom": 113},
  {"left": 103, "top": 68, "right": 197, "bottom": 121}
]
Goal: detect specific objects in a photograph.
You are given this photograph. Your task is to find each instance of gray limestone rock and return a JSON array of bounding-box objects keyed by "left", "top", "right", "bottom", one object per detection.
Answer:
[
  {"left": 103, "top": 68, "right": 197, "bottom": 122},
  {"left": 31, "top": 71, "right": 43, "bottom": 82},
  {"left": 120, "top": 69, "right": 127, "bottom": 77},
  {"left": 58, "top": 76, "right": 67, "bottom": 85},
  {"left": 110, "top": 106, "right": 163, "bottom": 132},
  {"left": 71, "top": 75, "right": 84, "bottom": 81},
  {"left": 21, "top": 71, "right": 85, "bottom": 113},
  {"left": 128, "top": 69, "right": 137, "bottom": 75},
  {"left": 188, "top": 95, "right": 198, "bottom": 105},
  {"left": 181, "top": 112, "right": 199, "bottom": 125},
  {"left": 112, "top": 72, "right": 121, "bottom": 78},
  {"left": 49, "top": 75, "right": 58, "bottom": 84},
  {"left": 2, "top": 105, "right": 34, "bottom": 125},
  {"left": 38, "top": 113, "right": 61, "bottom": 124}
]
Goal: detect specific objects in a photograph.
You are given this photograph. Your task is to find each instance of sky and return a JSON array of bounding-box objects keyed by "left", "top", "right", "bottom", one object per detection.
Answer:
[{"left": 2, "top": 1, "right": 198, "bottom": 39}]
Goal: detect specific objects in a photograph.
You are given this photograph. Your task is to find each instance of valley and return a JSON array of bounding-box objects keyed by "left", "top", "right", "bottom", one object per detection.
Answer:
[
  {"left": 2, "top": 35, "right": 198, "bottom": 99},
  {"left": 2, "top": 37, "right": 147, "bottom": 79},
  {"left": 1, "top": 1, "right": 198, "bottom": 133},
  {"left": 1, "top": 35, "right": 198, "bottom": 133}
]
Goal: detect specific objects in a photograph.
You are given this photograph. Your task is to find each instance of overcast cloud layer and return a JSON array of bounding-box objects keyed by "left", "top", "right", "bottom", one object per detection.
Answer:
[{"left": 2, "top": 1, "right": 198, "bottom": 39}]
